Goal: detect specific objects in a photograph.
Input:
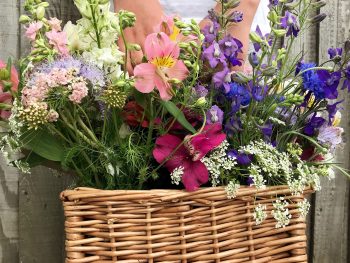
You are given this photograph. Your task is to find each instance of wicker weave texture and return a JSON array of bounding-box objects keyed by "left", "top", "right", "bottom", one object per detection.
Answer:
[{"left": 61, "top": 186, "right": 312, "bottom": 263}]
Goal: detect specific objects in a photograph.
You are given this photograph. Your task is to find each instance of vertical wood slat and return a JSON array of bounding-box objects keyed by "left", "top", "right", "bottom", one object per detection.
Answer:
[
  {"left": 17, "top": 1, "right": 80, "bottom": 263},
  {"left": 0, "top": 1, "right": 20, "bottom": 262},
  {"left": 312, "top": 1, "right": 350, "bottom": 262}
]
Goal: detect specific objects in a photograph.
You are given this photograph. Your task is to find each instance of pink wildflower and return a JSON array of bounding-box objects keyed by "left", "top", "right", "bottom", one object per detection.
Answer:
[
  {"left": 133, "top": 32, "right": 189, "bottom": 101},
  {"left": 49, "top": 68, "right": 69, "bottom": 86},
  {"left": 47, "top": 17, "right": 62, "bottom": 32},
  {"left": 46, "top": 30, "right": 69, "bottom": 56},
  {"left": 25, "top": 21, "right": 43, "bottom": 41},
  {"left": 69, "top": 82, "right": 88, "bottom": 104},
  {"left": 47, "top": 110, "right": 59, "bottom": 122},
  {"left": 0, "top": 60, "right": 19, "bottom": 119},
  {"left": 153, "top": 123, "right": 226, "bottom": 191}
]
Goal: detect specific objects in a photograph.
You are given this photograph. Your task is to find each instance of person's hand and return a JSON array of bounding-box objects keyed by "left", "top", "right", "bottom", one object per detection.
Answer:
[{"left": 115, "top": 0, "right": 165, "bottom": 74}]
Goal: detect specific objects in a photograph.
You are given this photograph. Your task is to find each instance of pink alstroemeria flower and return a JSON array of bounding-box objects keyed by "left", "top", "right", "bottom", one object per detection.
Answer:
[
  {"left": 153, "top": 123, "right": 226, "bottom": 191},
  {"left": 0, "top": 60, "right": 19, "bottom": 119},
  {"left": 25, "top": 21, "right": 43, "bottom": 41},
  {"left": 134, "top": 32, "right": 189, "bottom": 101},
  {"left": 46, "top": 30, "right": 69, "bottom": 56}
]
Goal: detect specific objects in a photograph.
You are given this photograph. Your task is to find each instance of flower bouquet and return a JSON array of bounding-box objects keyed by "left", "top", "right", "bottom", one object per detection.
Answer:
[{"left": 1, "top": 0, "right": 350, "bottom": 261}]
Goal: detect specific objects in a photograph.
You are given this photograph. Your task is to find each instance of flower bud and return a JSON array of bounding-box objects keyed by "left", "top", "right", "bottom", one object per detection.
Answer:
[
  {"left": 268, "top": 10, "right": 279, "bottom": 24},
  {"left": 175, "top": 21, "right": 187, "bottom": 29},
  {"left": 272, "top": 28, "right": 287, "bottom": 37},
  {"left": 195, "top": 97, "right": 207, "bottom": 107},
  {"left": 262, "top": 66, "right": 277, "bottom": 77},
  {"left": 248, "top": 52, "right": 259, "bottom": 67},
  {"left": 249, "top": 32, "right": 263, "bottom": 43},
  {"left": 19, "top": 15, "right": 31, "bottom": 24},
  {"left": 184, "top": 60, "right": 193, "bottom": 68},
  {"left": 38, "top": 2, "right": 49, "bottom": 7},
  {"left": 0, "top": 68, "right": 10, "bottom": 80},
  {"left": 344, "top": 40, "right": 350, "bottom": 53},
  {"left": 36, "top": 6, "right": 46, "bottom": 20},
  {"left": 179, "top": 42, "right": 190, "bottom": 49},
  {"left": 224, "top": 0, "right": 241, "bottom": 9},
  {"left": 118, "top": 10, "right": 136, "bottom": 29},
  {"left": 231, "top": 72, "right": 251, "bottom": 84},
  {"left": 311, "top": 0, "right": 326, "bottom": 9},
  {"left": 127, "top": 43, "right": 141, "bottom": 51},
  {"left": 169, "top": 78, "right": 182, "bottom": 84},
  {"left": 309, "top": 13, "right": 327, "bottom": 24}
]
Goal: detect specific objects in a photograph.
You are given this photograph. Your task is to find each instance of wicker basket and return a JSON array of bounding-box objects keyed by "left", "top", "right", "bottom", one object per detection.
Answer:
[{"left": 61, "top": 185, "right": 312, "bottom": 263}]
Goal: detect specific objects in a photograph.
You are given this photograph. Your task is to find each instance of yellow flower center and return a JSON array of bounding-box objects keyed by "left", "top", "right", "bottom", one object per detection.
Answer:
[
  {"left": 151, "top": 56, "right": 176, "bottom": 68},
  {"left": 170, "top": 26, "right": 180, "bottom": 42}
]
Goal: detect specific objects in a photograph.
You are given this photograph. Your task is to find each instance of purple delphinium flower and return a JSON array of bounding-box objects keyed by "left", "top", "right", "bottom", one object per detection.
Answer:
[
  {"left": 202, "top": 20, "right": 220, "bottom": 45},
  {"left": 269, "top": 0, "right": 279, "bottom": 6},
  {"left": 206, "top": 105, "right": 224, "bottom": 124},
  {"left": 225, "top": 116, "right": 243, "bottom": 136},
  {"left": 342, "top": 63, "right": 350, "bottom": 91},
  {"left": 248, "top": 52, "right": 259, "bottom": 67},
  {"left": 202, "top": 41, "right": 226, "bottom": 69},
  {"left": 249, "top": 81, "right": 268, "bottom": 101},
  {"left": 259, "top": 122, "right": 273, "bottom": 140},
  {"left": 228, "top": 150, "right": 252, "bottom": 165},
  {"left": 327, "top": 101, "right": 343, "bottom": 125},
  {"left": 317, "top": 70, "right": 341, "bottom": 99},
  {"left": 213, "top": 67, "right": 230, "bottom": 87},
  {"left": 304, "top": 114, "right": 326, "bottom": 136},
  {"left": 218, "top": 35, "right": 243, "bottom": 67},
  {"left": 253, "top": 26, "right": 272, "bottom": 52},
  {"left": 226, "top": 82, "right": 251, "bottom": 112},
  {"left": 280, "top": 11, "right": 300, "bottom": 37},
  {"left": 193, "top": 84, "right": 208, "bottom": 98},
  {"left": 317, "top": 125, "right": 343, "bottom": 153},
  {"left": 229, "top": 11, "right": 243, "bottom": 23},
  {"left": 328, "top": 47, "right": 343, "bottom": 59}
]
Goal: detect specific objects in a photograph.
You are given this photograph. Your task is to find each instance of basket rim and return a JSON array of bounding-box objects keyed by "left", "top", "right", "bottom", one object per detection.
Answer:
[{"left": 60, "top": 185, "right": 314, "bottom": 202}]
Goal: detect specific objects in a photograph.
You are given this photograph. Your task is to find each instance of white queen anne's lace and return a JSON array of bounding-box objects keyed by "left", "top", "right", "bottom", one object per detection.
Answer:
[
  {"left": 253, "top": 204, "right": 268, "bottom": 225},
  {"left": 271, "top": 197, "right": 292, "bottom": 228}
]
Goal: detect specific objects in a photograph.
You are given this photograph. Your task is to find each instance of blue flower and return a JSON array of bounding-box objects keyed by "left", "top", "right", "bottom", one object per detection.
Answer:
[
  {"left": 317, "top": 70, "right": 341, "bottom": 99},
  {"left": 280, "top": 11, "right": 300, "bottom": 37},
  {"left": 228, "top": 150, "right": 252, "bottom": 165},
  {"left": 304, "top": 114, "right": 326, "bottom": 136},
  {"left": 226, "top": 82, "right": 251, "bottom": 112},
  {"left": 328, "top": 47, "right": 342, "bottom": 59},
  {"left": 296, "top": 62, "right": 324, "bottom": 100}
]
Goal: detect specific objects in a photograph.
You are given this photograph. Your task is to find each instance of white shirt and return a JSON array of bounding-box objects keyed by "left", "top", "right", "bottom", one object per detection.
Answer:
[{"left": 159, "top": 0, "right": 270, "bottom": 34}]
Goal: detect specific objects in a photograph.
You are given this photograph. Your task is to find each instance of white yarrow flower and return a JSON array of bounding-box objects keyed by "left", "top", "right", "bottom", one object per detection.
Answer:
[
  {"left": 253, "top": 204, "right": 268, "bottom": 225},
  {"left": 225, "top": 181, "right": 240, "bottom": 199},
  {"left": 170, "top": 166, "right": 184, "bottom": 185},
  {"left": 271, "top": 197, "right": 292, "bottom": 228},
  {"left": 297, "top": 199, "right": 311, "bottom": 219}
]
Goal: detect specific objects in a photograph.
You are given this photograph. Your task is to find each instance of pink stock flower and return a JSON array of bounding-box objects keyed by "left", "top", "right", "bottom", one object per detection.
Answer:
[
  {"left": 47, "top": 17, "right": 62, "bottom": 31},
  {"left": 0, "top": 60, "right": 19, "bottom": 119},
  {"left": 133, "top": 32, "right": 189, "bottom": 101},
  {"left": 46, "top": 30, "right": 69, "bottom": 56},
  {"left": 25, "top": 21, "right": 43, "bottom": 41},
  {"left": 69, "top": 82, "right": 88, "bottom": 104},
  {"left": 153, "top": 123, "right": 226, "bottom": 191}
]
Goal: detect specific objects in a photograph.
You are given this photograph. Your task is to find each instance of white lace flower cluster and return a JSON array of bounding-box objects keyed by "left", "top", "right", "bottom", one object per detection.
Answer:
[
  {"left": 271, "top": 197, "right": 292, "bottom": 228},
  {"left": 241, "top": 140, "right": 292, "bottom": 179},
  {"left": 170, "top": 166, "right": 184, "bottom": 185},
  {"left": 201, "top": 140, "right": 237, "bottom": 186},
  {"left": 297, "top": 198, "right": 311, "bottom": 219},
  {"left": 248, "top": 164, "right": 267, "bottom": 189},
  {"left": 225, "top": 180, "right": 240, "bottom": 199},
  {"left": 253, "top": 203, "right": 268, "bottom": 225}
]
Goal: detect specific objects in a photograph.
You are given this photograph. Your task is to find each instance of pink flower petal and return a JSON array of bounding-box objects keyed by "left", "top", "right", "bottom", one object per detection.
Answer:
[
  {"left": 190, "top": 124, "right": 226, "bottom": 160},
  {"left": 153, "top": 134, "right": 187, "bottom": 171},
  {"left": 165, "top": 60, "right": 189, "bottom": 81},
  {"left": 0, "top": 60, "right": 19, "bottom": 92},
  {"left": 144, "top": 32, "right": 179, "bottom": 60},
  {"left": 182, "top": 161, "right": 209, "bottom": 191},
  {"left": 134, "top": 63, "right": 157, "bottom": 94},
  {"left": 154, "top": 74, "right": 173, "bottom": 101}
]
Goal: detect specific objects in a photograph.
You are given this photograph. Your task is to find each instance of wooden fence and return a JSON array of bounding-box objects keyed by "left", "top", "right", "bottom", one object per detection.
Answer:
[{"left": 0, "top": 0, "right": 349, "bottom": 262}]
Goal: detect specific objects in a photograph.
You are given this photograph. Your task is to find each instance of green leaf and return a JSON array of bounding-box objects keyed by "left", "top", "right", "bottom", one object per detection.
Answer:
[
  {"left": 161, "top": 101, "right": 196, "bottom": 134},
  {"left": 20, "top": 128, "right": 65, "bottom": 162},
  {"left": 18, "top": 152, "right": 46, "bottom": 167}
]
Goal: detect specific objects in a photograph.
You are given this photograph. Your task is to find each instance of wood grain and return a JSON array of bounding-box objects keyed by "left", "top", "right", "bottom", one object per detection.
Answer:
[
  {"left": 312, "top": 0, "right": 350, "bottom": 262},
  {"left": 17, "top": 1, "right": 80, "bottom": 263},
  {"left": 0, "top": 1, "right": 20, "bottom": 262}
]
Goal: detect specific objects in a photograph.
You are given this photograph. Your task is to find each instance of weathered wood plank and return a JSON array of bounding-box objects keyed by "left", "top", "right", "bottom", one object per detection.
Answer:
[
  {"left": 312, "top": 0, "right": 350, "bottom": 262},
  {"left": 18, "top": 1, "right": 80, "bottom": 262},
  {"left": 0, "top": 1, "right": 20, "bottom": 262}
]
